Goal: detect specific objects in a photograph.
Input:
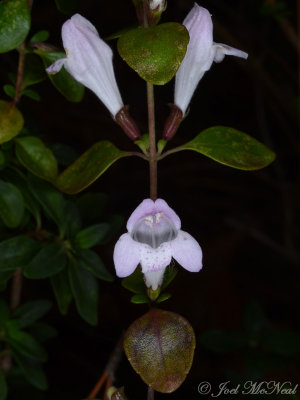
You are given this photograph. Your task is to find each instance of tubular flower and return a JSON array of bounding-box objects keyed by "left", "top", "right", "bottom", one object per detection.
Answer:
[
  {"left": 174, "top": 3, "right": 248, "bottom": 116},
  {"left": 113, "top": 199, "right": 203, "bottom": 290},
  {"left": 46, "top": 14, "right": 123, "bottom": 117}
]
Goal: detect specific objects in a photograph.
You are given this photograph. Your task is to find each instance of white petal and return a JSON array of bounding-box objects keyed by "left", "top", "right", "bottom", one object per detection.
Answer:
[
  {"left": 46, "top": 58, "right": 66, "bottom": 75},
  {"left": 61, "top": 14, "right": 123, "bottom": 116},
  {"left": 213, "top": 43, "right": 248, "bottom": 63},
  {"left": 113, "top": 233, "right": 140, "bottom": 277},
  {"left": 175, "top": 4, "right": 215, "bottom": 115},
  {"left": 171, "top": 230, "right": 202, "bottom": 272},
  {"left": 144, "top": 269, "right": 166, "bottom": 290},
  {"left": 139, "top": 242, "right": 172, "bottom": 274}
]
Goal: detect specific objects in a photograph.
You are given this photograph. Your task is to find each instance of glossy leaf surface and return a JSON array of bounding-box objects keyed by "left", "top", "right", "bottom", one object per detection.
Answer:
[
  {"left": 0, "top": 180, "right": 24, "bottom": 228},
  {"left": 0, "top": 236, "right": 40, "bottom": 271},
  {"left": 118, "top": 23, "right": 189, "bottom": 85},
  {"left": 179, "top": 126, "right": 275, "bottom": 170},
  {"left": 15, "top": 136, "right": 58, "bottom": 181},
  {"left": 0, "top": 0, "right": 30, "bottom": 53},
  {"left": 55, "top": 141, "right": 129, "bottom": 194},
  {"left": 124, "top": 309, "right": 195, "bottom": 393},
  {"left": 0, "top": 100, "right": 24, "bottom": 143}
]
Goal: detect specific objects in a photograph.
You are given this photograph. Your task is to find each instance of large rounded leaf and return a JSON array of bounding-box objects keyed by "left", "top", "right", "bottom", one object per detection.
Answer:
[
  {"left": 0, "top": 0, "right": 30, "bottom": 53},
  {"left": 178, "top": 126, "right": 275, "bottom": 170},
  {"left": 0, "top": 100, "right": 24, "bottom": 143},
  {"left": 15, "top": 136, "right": 58, "bottom": 181},
  {"left": 55, "top": 141, "right": 129, "bottom": 194},
  {"left": 117, "top": 23, "right": 189, "bottom": 85},
  {"left": 124, "top": 309, "right": 195, "bottom": 393}
]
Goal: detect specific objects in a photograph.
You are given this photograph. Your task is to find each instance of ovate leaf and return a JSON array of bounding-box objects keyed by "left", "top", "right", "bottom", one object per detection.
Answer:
[
  {"left": 23, "top": 243, "right": 67, "bottom": 279},
  {"left": 15, "top": 136, "right": 58, "bottom": 181},
  {"left": 178, "top": 126, "right": 275, "bottom": 170},
  {"left": 55, "top": 141, "right": 129, "bottom": 194},
  {"left": 118, "top": 23, "right": 189, "bottom": 85},
  {"left": 13, "top": 299, "right": 52, "bottom": 328},
  {"left": 29, "top": 30, "right": 49, "bottom": 44},
  {"left": 0, "top": 0, "right": 30, "bottom": 53},
  {"left": 50, "top": 269, "right": 72, "bottom": 315},
  {"left": 12, "top": 351, "right": 48, "bottom": 390},
  {"left": 0, "top": 180, "right": 24, "bottom": 228},
  {"left": 124, "top": 309, "right": 195, "bottom": 393},
  {"left": 0, "top": 100, "right": 24, "bottom": 143},
  {"left": 0, "top": 236, "right": 40, "bottom": 271},
  {"left": 73, "top": 223, "right": 110, "bottom": 249},
  {"left": 78, "top": 249, "right": 113, "bottom": 282},
  {"left": 68, "top": 257, "right": 98, "bottom": 325},
  {"left": 36, "top": 50, "right": 84, "bottom": 102}
]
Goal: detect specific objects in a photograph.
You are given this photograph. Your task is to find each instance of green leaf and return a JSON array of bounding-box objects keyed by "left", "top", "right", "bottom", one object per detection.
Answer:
[
  {"left": 28, "top": 174, "right": 66, "bottom": 228},
  {"left": 13, "top": 300, "right": 52, "bottom": 328},
  {"left": 0, "top": 180, "right": 24, "bottom": 227},
  {"left": 0, "top": 369, "right": 8, "bottom": 400},
  {"left": 5, "top": 321, "right": 47, "bottom": 362},
  {"left": 62, "top": 200, "right": 82, "bottom": 238},
  {"left": 50, "top": 143, "right": 78, "bottom": 167},
  {"left": 50, "top": 269, "right": 72, "bottom": 315},
  {"left": 3, "top": 84, "right": 15, "bottom": 98},
  {"left": 122, "top": 267, "right": 146, "bottom": 295},
  {"left": 73, "top": 223, "right": 110, "bottom": 249},
  {"left": 23, "top": 243, "right": 67, "bottom": 279},
  {"left": 124, "top": 309, "right": 195, "bottom": 393},
  {"left": 178, "top": 126, "right": 276, "bottom": 171},
  {"left": 15, "top": 136, "right": 58, "bottom": 181},
  {"left": 55, "top": 141, "right": 130, "bottom": 194},
  {"left": 54, "top": 0, "right": 79, "bottom": 15},
  {"left": 117, "top": 23, "right": 189, "bottom": 85},
  {"left": 22, "top": 89, "right": 41, "bottom": 101},
  {"left": 36, "top": 50, "right": 84, "bottom": 102},
  {"left": 78, "top": 249, "right": 113, "bottom": 282},
  {"left": 198, "top": 330, "right": 246, "bottom": 354},
  {"left": 27, "top": 322, "right": 57, "bottom": 343},
  {"left": 130, "top": 294, "right": 149, "bottom": 304},
  {"left": 0, "top": 236, "right": 40, "bottom": 271},
  {"left": 0, "top": 0, "right": 30, "bottom": 53},
  {"left": 29, "top": 30, "right": 49, "bottom": 43},
  {"left": 12, "top": 351, "right": 48, "bottom": 390},
  {"left": 0, "top": 100, "right": 24, "bottom": 143},
  {"left": 68, "top": 257, "right": 98, "bottom": 325},
  {"left": 22, "top": 54, "right": 47, "bottom": 89}
]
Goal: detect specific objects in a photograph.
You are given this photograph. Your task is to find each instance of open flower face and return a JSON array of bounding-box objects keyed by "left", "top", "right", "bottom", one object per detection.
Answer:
[
  {"left": 175, "top": 3, "right": 248, "bottom": 115},
  {"left": 113, "top": 199, "right": 203, "bottom": 290},
  {"left": 46, "top": 14, "right": 124, "bottom": 117}
]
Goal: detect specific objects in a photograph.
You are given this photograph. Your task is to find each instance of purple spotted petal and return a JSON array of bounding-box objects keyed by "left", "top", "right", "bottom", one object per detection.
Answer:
[
  {"left": 113, "top": 233, "right": 140, "bottom": 277},
  {"left": 139, "top": 242, "right": 172, "bottom": 273},
  {"left": 154, "top": 198, "right": 181, "bottom": 230},
  {"left": 171, "top": 230, "right": 202, "bottom": 272},
  {"left": 126, "top": 199, "right": 155, "bottom": 232}
]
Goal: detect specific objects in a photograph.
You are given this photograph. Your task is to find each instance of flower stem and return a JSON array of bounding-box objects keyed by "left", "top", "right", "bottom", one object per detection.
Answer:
[
  {"left": 13, "top": 42, "right": 26, "bottom": 105},
  {"left": 147, "top": 82, "right": 157, "bottom": 200},
  {"left": 147, "top": 386, "right": 155, "bottom": 400},
  {"left": 10, "top": 269, "right": 23, "bottom": 312}
]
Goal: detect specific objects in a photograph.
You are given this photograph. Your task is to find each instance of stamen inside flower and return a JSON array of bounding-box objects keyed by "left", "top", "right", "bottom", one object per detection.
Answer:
[{"left": 131, "top": 213, "right": 178, "bottom": 249}]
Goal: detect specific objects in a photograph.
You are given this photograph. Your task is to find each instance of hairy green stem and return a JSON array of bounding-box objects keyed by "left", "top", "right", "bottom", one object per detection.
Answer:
[{"left": 147, "top": 82, "right": 157, "bottom": 200}]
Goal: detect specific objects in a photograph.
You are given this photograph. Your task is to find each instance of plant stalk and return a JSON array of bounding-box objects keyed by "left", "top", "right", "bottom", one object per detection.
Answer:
[
  {"left": 147, "top": 82, "right": 157, "bottom": 200},
  {"left": 13, "top": 42, "right": 26, "bottom": 105},
  {"left": 147, "top": 386, "right": 155, "bottom": 400}
]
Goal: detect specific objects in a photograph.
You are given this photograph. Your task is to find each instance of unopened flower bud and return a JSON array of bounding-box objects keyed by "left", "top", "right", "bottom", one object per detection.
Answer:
[
  {"left": 162, "top": 104, "right": 183, "bottom": 141},
  {"left": 115, "top": 106, "right": 141, "bottom": 141}
]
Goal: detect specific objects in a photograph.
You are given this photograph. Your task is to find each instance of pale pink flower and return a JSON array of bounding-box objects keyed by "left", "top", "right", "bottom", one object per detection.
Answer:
[
  {"left": 175, "top": 3, "right": 248, "bottom": 115},
  {"left": 113, "top": 199, "right": 203, "bottom": 290},
  {"left": 46, "top": 14, "right": 123, "bottom": 117}
]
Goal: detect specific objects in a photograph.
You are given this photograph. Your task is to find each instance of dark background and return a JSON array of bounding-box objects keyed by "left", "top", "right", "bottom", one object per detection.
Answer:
[{"left": 2, "top": 0, "right": 299, "bottom": 399}]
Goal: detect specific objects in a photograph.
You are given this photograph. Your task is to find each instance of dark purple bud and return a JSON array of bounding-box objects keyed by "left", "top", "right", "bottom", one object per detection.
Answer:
[
  {"left": 162, "top": 104, "right": 183, "bottom": 141},
  {"left": 115, "top": 106, "right": 141, "bottom": 141}
]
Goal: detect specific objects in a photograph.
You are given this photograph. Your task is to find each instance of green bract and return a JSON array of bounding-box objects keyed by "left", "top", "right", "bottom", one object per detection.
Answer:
[
  {"left": 0, "top": 100, "right": 24, "bottom": 143},
  {"left": 117, "top": 23, "right": 189, "bottom": 85},
  {"left": 0, "top": 0, "right": 30, "bottom": 53},
  {"left": 173, "top": 126, "right": 276, "bottom": 170}
]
